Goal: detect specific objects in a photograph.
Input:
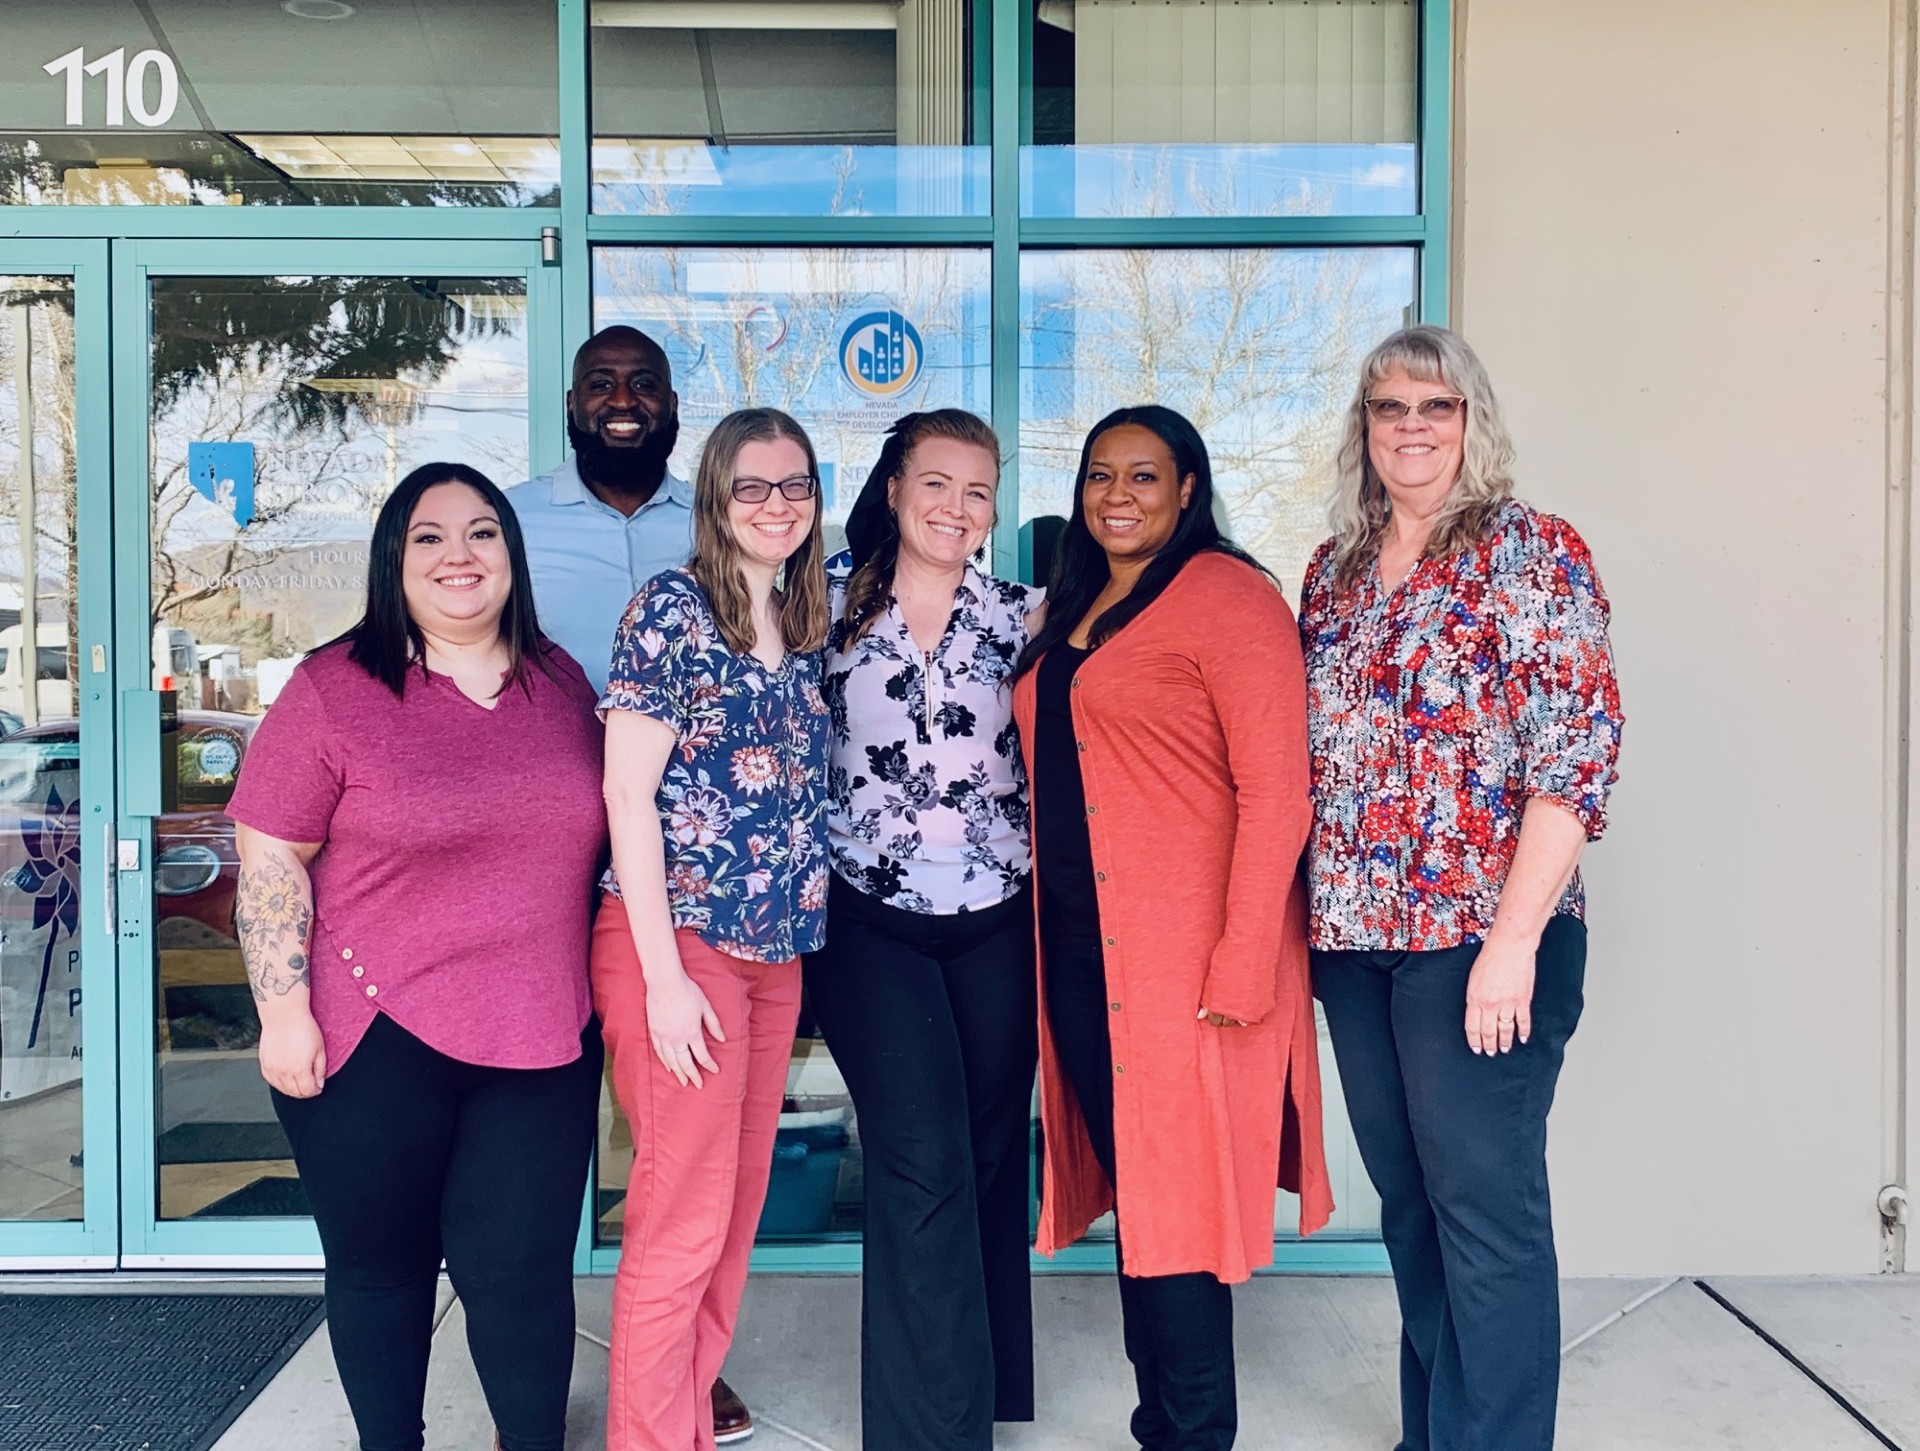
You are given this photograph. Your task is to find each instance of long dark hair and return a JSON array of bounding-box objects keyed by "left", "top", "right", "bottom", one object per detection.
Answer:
[
  {"left": 331, "top": 461, "right": 555, "bottom": 698},
  {"left": 840, "top": 409, "right": 1002, "bottom": 646},
  {"left": 1013, "top": 406, "right": 1265, "bottom": 680}
]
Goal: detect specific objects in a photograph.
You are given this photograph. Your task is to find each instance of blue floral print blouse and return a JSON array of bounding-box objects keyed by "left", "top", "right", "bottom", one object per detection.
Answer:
[{"left": 600, "top": 567, "right": 832, "bottom": 963}]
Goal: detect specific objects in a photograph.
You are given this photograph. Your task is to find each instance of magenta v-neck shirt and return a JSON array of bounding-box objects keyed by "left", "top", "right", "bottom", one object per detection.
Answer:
[{"left": 228, "top": 640, "right": 608, "bottom": 1074}]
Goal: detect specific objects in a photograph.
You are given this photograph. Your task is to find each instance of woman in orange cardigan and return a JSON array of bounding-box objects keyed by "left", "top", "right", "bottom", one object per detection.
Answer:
[{"left": 1011, "top": 406, "right": 1331, "bottom": 1451}]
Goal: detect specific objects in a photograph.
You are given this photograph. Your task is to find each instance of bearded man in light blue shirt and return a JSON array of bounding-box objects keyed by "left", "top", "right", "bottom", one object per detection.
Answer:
[
  {"left": 506, "top": 325, "right": 696, "bottom": 695},
  {"left": 506, "top": 326, "right": 757, "bottom": 1447}
]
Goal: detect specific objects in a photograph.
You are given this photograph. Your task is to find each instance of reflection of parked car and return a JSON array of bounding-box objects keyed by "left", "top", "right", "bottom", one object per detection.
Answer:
[{"left": 0, "top": 711, "right": 259, "bottom": 941}]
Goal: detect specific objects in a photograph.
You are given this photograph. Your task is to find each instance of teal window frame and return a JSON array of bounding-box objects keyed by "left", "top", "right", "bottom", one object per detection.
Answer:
[
  {"left": 0, "top": 239, "right": 116, "bottom": 1269},
  {"left": 0, "top": 0, "right": 1445, "bottom": 1274}
]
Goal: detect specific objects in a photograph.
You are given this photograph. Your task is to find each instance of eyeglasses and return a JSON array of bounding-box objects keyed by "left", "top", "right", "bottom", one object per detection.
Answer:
[
  {"left": 1363, "top": 395, "right": 1466, "bottom": 424},
  {"left": 730, "top": 474, "right": 820, "bottom": 503}
]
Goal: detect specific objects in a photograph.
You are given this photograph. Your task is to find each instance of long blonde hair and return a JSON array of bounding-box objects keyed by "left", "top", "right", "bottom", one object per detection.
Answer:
[
  {"left": 689, "top": 408, "right": 829, "bottom": 655},
  {"left": 1328, "top": 325, "right": 1517, "bottom": 587}
]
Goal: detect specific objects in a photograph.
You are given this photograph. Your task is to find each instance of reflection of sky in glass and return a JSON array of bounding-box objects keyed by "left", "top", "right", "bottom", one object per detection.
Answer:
[
  {"left": 593, "top": 145, "right": 990, "bottom": 218},
  {"left": 1021, "top": 143, "right": 1418, "bottom": 218},
  {"left": 593, "top": 247, "right": 992, "bottom": 536},
  {"left": 1020, "top": 247, "right": 1416, "bottom": 591}
]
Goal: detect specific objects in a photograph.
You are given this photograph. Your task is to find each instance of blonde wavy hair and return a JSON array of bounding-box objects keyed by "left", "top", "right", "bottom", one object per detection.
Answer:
[
  {"left": 689, "top": 408, "right": 829, "bottom": 655},
  {"left": 1327, "top": 325, "right": 1517, "bottom": 587}
]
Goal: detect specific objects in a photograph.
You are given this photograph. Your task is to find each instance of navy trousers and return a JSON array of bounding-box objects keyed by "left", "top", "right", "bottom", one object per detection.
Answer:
[{"left": 1312, "top": 914, "right": 1586, "bottom": 1451}]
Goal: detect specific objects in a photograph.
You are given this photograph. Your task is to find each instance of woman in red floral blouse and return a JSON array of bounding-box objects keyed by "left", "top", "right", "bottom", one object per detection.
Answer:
[{"left": 1301, "top": 325, "right": 1622, "bottom": 1451}]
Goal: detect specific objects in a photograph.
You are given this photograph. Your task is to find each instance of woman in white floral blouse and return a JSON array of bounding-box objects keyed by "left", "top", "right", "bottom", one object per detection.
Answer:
[{"left": 805, "top": 410, "right": 1043, "bottom": 1451}]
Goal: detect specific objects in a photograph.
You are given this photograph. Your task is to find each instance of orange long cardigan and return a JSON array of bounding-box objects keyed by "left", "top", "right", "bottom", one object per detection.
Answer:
[{"left": 1013, "top": 551, "right": 1333, "bottom": 1282}]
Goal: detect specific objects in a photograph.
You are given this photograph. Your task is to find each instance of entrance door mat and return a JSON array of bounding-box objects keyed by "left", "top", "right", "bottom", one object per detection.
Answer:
[
  {"left": 0, "top": 1292, "right": 323, "bottom": 1451},
  {"left": 190, "top": 1176, "right": 311, "bottom": 1220},
  {"left": 156, "top": 1121, "right": 293, "bottom": 1166}
]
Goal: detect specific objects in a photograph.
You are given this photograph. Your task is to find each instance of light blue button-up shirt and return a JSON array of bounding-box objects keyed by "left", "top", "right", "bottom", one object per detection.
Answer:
[{"left": 506, "top": 458, "right": 696, "bottom": 694}]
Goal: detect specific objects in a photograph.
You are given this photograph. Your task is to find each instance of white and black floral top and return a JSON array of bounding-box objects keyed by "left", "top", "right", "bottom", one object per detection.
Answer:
[{"left": 824, "top": 564, "right": 1042, "bottom": 914}]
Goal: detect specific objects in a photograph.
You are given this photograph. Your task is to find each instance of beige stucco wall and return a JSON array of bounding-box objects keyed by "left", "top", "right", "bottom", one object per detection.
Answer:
[{"left": 1455, "top": 0, "right": 1898, "bottom": 1272}]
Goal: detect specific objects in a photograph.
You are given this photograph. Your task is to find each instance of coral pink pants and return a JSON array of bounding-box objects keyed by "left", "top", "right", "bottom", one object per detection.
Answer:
[{"left": 592, "top": 899, "right": 802, "bottom": 1451}]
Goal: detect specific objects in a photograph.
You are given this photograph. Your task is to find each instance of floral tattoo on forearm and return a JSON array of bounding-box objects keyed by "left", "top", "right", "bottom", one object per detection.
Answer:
[{"left": 235, "top": 852, "right": 314, "bottom": 1001}]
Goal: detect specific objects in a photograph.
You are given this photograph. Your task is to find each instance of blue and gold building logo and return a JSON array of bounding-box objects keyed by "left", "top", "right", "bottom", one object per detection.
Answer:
[{"left": 840, "top": 309, "right": 923, "bottom": 398}]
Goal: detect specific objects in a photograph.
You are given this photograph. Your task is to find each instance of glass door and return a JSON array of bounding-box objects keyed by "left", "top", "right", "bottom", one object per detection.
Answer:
[
  {"left": 112, "top": 239, "right": 559, "bottom": 1265},
  {"left": 0, "top": 241, "right": 117, "bottom": 1268}
]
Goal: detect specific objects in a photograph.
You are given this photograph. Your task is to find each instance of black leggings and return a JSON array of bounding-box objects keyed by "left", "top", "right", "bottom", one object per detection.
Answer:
[
  {"left": 273, "top": 1013, "right": 602, "bottom": 1451},
  {"left": 803, "top": 874, "right": 1037, "bottom": 1450},
  {"left": 1043, "top": 938, "right": 1237, "bottom": 1451}
]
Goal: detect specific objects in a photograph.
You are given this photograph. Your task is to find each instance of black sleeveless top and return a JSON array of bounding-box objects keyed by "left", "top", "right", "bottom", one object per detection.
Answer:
[{"left": 1033, "top": 643, "right": 1100, "bottom": 948}]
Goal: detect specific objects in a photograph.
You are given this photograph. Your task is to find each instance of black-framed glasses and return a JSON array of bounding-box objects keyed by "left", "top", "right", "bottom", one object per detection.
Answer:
[
  {"left": 1363, "top": 395, "right": 1466, "bottom": 424},
  {"left": 730, "top": 474, "right": 820, "bottom": 502}
]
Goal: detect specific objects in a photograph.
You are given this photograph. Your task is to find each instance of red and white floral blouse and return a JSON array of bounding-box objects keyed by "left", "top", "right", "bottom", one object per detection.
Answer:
[{"left": 1299, "top": 499, "right": 1623, "bottom": 952}]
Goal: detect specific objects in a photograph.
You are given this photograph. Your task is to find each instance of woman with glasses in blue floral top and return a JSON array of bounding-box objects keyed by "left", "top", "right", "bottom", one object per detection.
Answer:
[
  {"left": 1302, "top": 326, "right": 1623, "bottom": 1451},
  {"left": 594, "top": 407, "right": 831, "bottom": 1451},
  {"left": 805, "top": 410, "right": 1043, "bottom": 1451}
]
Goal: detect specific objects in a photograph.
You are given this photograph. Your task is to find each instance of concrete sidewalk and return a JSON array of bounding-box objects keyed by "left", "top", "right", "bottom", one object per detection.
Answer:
[{"left": 212, "top": 1274, "right": 1920, "bottom": 1450}]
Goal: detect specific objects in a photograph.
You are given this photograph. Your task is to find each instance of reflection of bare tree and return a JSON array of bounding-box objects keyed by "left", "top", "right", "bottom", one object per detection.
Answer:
[
  {"left": 597, "top": 247, "right": 982, "bottom": 523},
  {"left": 148, "top": 283, "right": 530, "bottom": 671},
  {"left": 150, "top": 356, "right": 359, "bottom": 641},
  {"left": 1022, "top": 246, "right": 1413, "bottom": 589},
  {"left": 0, "top": 285, "right": 83, "bottom": 709}
]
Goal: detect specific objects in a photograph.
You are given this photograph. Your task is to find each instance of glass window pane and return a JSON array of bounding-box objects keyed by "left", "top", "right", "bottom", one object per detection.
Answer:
[
  {"left": 0, "top": 3, "right": 558, "bottom": 206},
  {"left": 1020, "top": 246, "right": 1413, "bottom": 1238},
  {"left": 590, "top": 244, "right": 991, "bottom": 1245},
  {"left": 148, "top": 274, "right": 528, "bottom": 1220},
  {"left": 591, "top": 2, "right": 988, "bottom": 216},
  {"left": 1023, "top": 0, "right": 1419, "bottom": 219},
  {"left": 0, "top": 277, "right": 84, "bottom": 1224},
  {"left": 1020, "top": 246, "right": 1416, "bottom": 582}
]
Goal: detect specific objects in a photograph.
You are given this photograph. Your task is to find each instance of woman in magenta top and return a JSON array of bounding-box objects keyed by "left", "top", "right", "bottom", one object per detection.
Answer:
[{"left": 227, "top": 462, "right": 608, "bottom": 1451}]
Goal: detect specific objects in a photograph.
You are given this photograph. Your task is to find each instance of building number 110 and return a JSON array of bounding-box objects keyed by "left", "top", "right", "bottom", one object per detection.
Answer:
[{"left": 42, "top": 47, "right": 181, "bottom": 129}]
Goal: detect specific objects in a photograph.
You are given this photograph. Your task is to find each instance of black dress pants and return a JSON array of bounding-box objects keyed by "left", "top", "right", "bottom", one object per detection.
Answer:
[
  {"left": 1042, "top": 938, "right": 1237, "bottom": 1451},
  {"left": 1312, "top": 914, "right": 1587, "bottom": 1451},
  {"left": 272, "top": 1013, "right": 602, "bottom": 1451},
  {"left": 803, "top": 874, "right": 1038, "bottom": 1451}
]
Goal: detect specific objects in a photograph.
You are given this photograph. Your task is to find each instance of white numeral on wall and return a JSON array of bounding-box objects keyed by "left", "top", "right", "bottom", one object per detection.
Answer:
[
  {"left": 82, "top": 49, "right": 128, "bottom": 128},
  {"left": 42, "top": 44, "right": 180, "bottom": 128},
  {"left": 42, "top": 48, "right": 85, "bottom": 126},
  {"left": 126, "top": 50, "right": 178, "bottom": 127}
]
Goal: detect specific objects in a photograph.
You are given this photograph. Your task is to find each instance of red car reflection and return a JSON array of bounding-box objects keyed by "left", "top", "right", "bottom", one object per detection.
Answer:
[{"left": 0, "top": 711, "right": 257, "bottom": 942}]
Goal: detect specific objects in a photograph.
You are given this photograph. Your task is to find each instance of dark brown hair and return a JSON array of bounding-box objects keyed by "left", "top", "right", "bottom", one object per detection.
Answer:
[{"left": 332, "top": 462, "right": 557, "bottom": 699}]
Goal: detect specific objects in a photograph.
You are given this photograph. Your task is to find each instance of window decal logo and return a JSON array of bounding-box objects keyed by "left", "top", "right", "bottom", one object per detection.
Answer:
[
  {"left": 839, "top": 310, "right": 922, "bottom": 399},
  {"left": 187, "top": 442, "right": 257, "bottom": 528}
]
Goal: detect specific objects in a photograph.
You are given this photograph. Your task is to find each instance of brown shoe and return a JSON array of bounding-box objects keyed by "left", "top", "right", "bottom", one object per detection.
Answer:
[{"left": 712, "top": 1376, "right": 753, "bottom": 1444}]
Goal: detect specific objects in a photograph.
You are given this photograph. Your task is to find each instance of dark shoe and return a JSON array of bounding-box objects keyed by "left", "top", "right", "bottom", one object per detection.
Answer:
[{"left": 712, "top": 1377, "right": 753, "bottom": 1444}]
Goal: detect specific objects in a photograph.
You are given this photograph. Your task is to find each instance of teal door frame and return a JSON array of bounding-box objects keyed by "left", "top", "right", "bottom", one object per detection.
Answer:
[
  {"left": 110, "top": 236, "right": 563, "bottom": 1268},
  {"left": 0, "top": 239, "right": 118, "bottom": 1269}
]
